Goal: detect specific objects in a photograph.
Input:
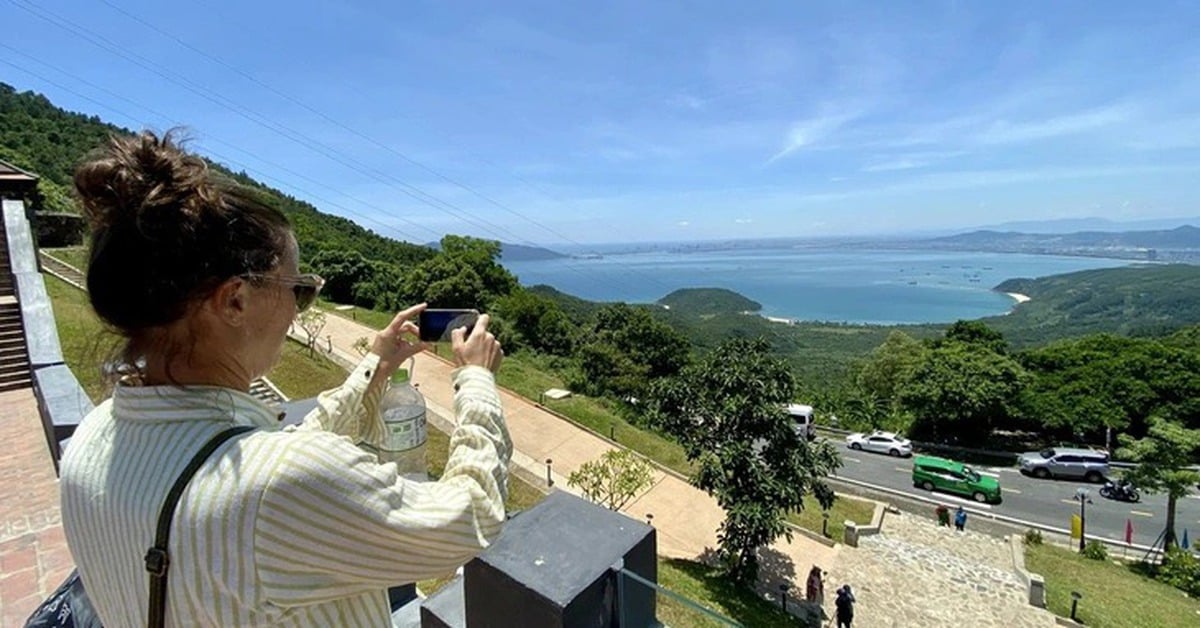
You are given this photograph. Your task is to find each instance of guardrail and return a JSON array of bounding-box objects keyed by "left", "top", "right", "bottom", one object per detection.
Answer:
[
  {"left": 815, "top": 425, "right": 1200, "bottom": 471},
  {"left": 825, "top": 473, "right": 1173, "bottom": 560}
]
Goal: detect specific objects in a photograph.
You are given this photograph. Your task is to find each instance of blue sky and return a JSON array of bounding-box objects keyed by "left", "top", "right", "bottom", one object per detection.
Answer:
[{"left": 3, "top": 0, "right": 1200, "bottom": 245}]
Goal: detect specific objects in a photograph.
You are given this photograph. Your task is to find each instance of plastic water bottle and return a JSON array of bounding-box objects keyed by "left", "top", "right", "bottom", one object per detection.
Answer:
[{"left": 364, "top": 364, "right": 428, "bottom": 481}]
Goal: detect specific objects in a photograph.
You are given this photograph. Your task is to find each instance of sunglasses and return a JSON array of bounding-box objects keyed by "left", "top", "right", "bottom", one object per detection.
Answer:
[{"left": 242, "top": 273, "right": 325, "bottom": 312}]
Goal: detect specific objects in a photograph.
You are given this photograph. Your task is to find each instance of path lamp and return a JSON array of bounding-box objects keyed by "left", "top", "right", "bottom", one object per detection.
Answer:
[
  {"left": 545, "top": 459, "right": 553, "bottom": 487},
  {"left": 779, "top": 583, "right": 789, "bottom": 612},
  {"left": 822, "top": 511, "right": 830, "bottom": 537},
  {"left": 1070, "top": 591, "right": 1082, "bottom": 621},
  {"left": 1073, "top": 488, "right": 1092, "bottom": 552}
]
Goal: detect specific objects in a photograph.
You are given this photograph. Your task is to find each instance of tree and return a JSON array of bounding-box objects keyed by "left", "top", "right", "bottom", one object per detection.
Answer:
[
  {"left": 568, "top": 449, "right": 655, "bottom": 511},
  {"left": 941, "top": 320, "right": 1008, "bottom": 354},
  {"left": 402, "top": 255, "right": 486, "bottom": 309},
  {"left": 1019, "top": 335, "right": 1200, "bottom": 443},
  {"left": 646, "top": 338, "right": 841, "bottom": 584},
  {"left": 296, "top": 309, "right": 327, "bottom": 356},
  {"left": 857, "top": 330, "right": 927, "bottom": 411},
  {"left": 568, "top": 303, "right": 690, "bottom": 400},
  {"left": 1116, "top": 418, "right": 1200, "bottom": 550},
  {"left": 898, "top": 341, "right": 1026, "bottom": 445},
  {"left": 492, "top": 289, "right": 576, "bottom": 356}
]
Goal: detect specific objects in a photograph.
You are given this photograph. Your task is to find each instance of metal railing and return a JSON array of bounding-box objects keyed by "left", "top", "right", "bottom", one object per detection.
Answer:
[{"left": 616, "top": 567, "right": 741, "bottom": 627}]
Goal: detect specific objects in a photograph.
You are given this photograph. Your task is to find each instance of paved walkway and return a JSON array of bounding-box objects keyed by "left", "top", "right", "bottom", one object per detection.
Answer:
[
  {"left": 0, "top": 388, "right": 73, "bottom": 626},
  {"left": 830, "top": 511, "right": 1057, "bottom": 627}
]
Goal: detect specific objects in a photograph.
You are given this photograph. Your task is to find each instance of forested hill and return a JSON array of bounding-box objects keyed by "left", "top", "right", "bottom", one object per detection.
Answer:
[
  {"left": 0, "top": 82, "right": 432, "bottom": 267},
  {"left": 986, "top": 264, "right": 1200, "bottom": 346}
]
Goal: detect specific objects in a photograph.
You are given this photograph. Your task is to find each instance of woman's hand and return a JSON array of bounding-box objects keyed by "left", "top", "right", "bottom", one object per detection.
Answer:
[
  {"left": 372, "top": 303, "right": 428, "bottom": 379},
  {"left": 452, "top": 314, "right": 503, "bottom": 373}
]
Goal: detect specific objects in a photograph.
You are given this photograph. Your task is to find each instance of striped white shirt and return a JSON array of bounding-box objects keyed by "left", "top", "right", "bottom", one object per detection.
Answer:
[{"left": 60, "top": 354, "right": 511, "bottom": 627}]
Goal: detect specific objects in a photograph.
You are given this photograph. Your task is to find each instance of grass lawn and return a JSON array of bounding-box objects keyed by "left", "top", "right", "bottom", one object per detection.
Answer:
[
  {"left": 44, "top": 246, "right": 89, "bottom": 271},
  {"left": 44, "top": 273, "right": 118, "bottom": 401},
  {"left": 266, "top": 340, "right": 351, "bottom": 399},
  {"left": 1025, "top": 543, "right": 1200, "bottom": 628},
  {"left": 787, "top": 494, "right": 875, "bottom": 542}
]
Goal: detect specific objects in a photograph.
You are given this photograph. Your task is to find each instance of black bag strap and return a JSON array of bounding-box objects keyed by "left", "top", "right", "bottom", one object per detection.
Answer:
[{"left": 145, "top": 425, "right": 254, "bottom": 628}]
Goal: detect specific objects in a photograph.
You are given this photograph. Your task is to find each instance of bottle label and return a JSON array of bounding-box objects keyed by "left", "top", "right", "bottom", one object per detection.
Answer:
[{"left": 381, "top": 408, "right": 427, "bottom": 452}]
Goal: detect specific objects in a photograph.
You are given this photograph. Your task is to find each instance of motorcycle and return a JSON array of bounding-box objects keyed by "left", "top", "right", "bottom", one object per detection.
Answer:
[{"left": 1099, "top": 478, "right": 1140, "bottom": 503}]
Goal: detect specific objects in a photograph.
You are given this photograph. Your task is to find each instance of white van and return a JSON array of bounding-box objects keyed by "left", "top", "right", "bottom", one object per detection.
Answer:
[{"left": 787, "top": 404, "right": 816, "bottom": 440}]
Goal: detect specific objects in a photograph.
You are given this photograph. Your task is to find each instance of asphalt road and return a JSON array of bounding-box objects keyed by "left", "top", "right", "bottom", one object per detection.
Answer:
[{"left": 828, "top": 439, "right": 1200, "bottom": 549}]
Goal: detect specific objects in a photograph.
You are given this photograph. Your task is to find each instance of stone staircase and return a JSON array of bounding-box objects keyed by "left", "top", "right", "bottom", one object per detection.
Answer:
[
  {"left": 38, "top": 249, "right": 288, "bottom": 406},
  {"left": 0, "top": 222, "right": 33, "bottom": 392}
]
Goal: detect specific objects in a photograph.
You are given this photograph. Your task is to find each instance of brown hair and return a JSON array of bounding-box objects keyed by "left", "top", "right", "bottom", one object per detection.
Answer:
[{"left": 74, "top": 130, "right": 291, "bottom": 366}]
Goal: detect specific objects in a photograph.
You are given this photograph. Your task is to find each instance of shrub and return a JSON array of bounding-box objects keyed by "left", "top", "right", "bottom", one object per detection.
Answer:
[
  {"left": 1081, "top": 540, "right": 1108, "bottom": 561},
  {"left": 1156, "top": 548, "right": 1200, "bottom": 596},
  {"left": 1023, "top": 529, "right": 1044, "bottom": 546}
]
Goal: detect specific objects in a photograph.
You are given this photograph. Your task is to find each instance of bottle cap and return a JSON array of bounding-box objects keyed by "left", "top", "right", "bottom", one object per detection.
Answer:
[{"left": 391, "top": 368, "right": 409, "bottom": 383}]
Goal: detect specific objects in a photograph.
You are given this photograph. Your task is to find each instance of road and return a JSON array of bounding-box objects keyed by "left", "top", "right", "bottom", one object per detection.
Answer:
[{"left": 828, "top": 439, "right": 1200, "bottom": 549}]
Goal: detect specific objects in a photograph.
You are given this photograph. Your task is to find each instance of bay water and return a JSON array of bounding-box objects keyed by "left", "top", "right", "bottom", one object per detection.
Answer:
[{"left": 503, "top": 248, "right": 1129, "bottom": 325}]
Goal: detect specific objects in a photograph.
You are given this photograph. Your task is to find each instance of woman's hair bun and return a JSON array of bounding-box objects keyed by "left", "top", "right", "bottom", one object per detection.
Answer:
[{"left": 74, "top": 129, "right": 221, "bottom": 232}]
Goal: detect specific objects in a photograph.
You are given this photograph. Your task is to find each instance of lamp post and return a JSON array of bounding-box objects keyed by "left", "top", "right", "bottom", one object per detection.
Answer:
[
  {"left": 1070, "top": 591, "right": 1082, "bottom": 621},
  {"left": 822, "top": 511, "right": 830, "bottom": 537},
  {"left": 545, "top": 459, "right": 554, "bottom": 487},
  {"left": 779, "top": 583, "right": 788, "bottom": 612},
  {"left": 1074, "top": 488, "right": 1092, "bottom": 552}
]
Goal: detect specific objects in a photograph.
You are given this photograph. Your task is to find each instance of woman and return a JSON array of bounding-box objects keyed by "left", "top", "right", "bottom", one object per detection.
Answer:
[
  {"left": 835, "top": 584, "right": 856, "bottom": 628},
  {"left": 59, "top": 131, "right": 510, "bottom": 626}
]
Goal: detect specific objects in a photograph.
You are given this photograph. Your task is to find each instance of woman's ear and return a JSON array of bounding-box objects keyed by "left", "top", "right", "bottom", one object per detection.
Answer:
[{"left": 208, "top": 277, "right": 250, "bottom": 327}]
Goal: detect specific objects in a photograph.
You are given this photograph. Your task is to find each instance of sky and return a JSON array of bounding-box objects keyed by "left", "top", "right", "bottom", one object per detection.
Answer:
[{"left": 3, "top": 0, "right": 1200, "bottom": 245}]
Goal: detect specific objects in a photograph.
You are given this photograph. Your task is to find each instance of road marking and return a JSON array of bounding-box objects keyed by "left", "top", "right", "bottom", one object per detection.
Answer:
[
  {"left": 894, "top": 467, "right": 909, "bottom": 473},
  {"left": 976, "top": 471, "right": 1001, "bottom": 478},
  {"left": 1130, "top": 510, "right": 1154, "bottom": 518},
  {"left": 1003, "top": 488, "right": 1022, "bottom": 494},
  {"left": 1060, "top": 499, "right": 1078, "bottom": 506},
  {"left": 844, "top": 457, "right": 862, "bottom": 463},
  {"left": 927, "top": 493, "right": 993, "bottom": 510}
]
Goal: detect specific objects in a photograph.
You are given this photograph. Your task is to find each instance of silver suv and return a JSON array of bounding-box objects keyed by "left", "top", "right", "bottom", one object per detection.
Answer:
[{"left": 1018, "top": 447, "right": 1110, "bottom": 482}]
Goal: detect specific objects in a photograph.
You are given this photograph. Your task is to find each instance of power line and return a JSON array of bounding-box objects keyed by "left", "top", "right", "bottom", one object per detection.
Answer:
[
  {"left": 0, "top": 47, "right": 651, "bottom": 305},
  {"left": 7, "top": 0, "right": 535, "bottom": 246},
  {"left": 0, "top": 48, "right": 441, "bottom": 244},
  {"left": 7, "top": 0, "right": 657, "bottom": 302},
  {"left": 92, "top": 0, "right": 681, "bottom": 296}
]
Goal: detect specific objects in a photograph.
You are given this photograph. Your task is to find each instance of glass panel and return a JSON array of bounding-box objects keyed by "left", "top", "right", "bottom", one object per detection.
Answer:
[{"left": 616, "top": 568, "right": 740, "bottom": 627}]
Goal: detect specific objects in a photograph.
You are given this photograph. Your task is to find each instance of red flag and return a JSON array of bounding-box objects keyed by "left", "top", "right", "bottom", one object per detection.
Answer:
[{"left": 1125, "top": 519, "right": 1134, "bottom": 544}]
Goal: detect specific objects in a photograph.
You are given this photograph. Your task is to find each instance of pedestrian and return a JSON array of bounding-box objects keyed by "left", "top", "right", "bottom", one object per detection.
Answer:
[
  {"left": 835, "top": 584, "right": 856, "bottom": 628},
  {"left": 57, "top": 131, "right": 512, "bottom": 626},
  {"left": 805, "top": 565, "right": 825, "bottom": 609},
  {"left": 954, "top": 506, "right": 967, "bottom": 532},
  {"left": 936, "top": 504, "right": 950, "bottom": 526}
]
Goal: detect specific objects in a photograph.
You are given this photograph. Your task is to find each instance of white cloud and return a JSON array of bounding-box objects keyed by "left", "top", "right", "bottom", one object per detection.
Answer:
[
  {"left": 974, "top": 106, "right": 1129, "bottom": 144},
  {"left": 767, "top": 112, "right": 859, "bottom": 163},
  {"left": 863, "top": 158, "right": 927, "bottom": 172},
  {"left": 677, "top": 221, "right": 690, "bottom": 227},
  {"left": 734, "top": 218, "right": 753, "bottom": 224}
]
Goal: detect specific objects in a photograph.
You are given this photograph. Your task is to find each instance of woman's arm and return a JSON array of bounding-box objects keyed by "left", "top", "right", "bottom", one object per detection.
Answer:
[{"left": 253, "top": 363, "right": 511, "bottom": 604}]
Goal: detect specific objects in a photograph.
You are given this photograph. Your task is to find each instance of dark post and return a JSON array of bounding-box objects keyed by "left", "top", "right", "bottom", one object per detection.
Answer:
[
  {"left": 822, "top": 511, "right": 830, "bottom": 537},
  {"left": 546, "top": 459, "right": 554, "bottom": 487},
  {"left": 779, "top": 583, "right": 788, "bottom": 612},
  {"left": 1075, "top": 488, "right": 1091, "bottom": 552},
  {"left": 1070, "top": 591, "right": 1081, "bottom": 621},
  {"left": 610, "top": 423, "right": 616, "bottom": 440},
  {"left": 646, "top": 513, "right": 654, "bottom": 527}
]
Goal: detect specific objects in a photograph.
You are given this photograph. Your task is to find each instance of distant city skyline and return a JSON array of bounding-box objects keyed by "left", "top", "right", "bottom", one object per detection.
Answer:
[{"left": 4, "top": 0, "right": 1200, "bottom": 244}]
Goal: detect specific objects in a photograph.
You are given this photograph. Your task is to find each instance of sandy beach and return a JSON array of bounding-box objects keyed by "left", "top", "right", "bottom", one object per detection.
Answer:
[{"left": 1006, "top": 292, "right": 1031, "bottom": 304}]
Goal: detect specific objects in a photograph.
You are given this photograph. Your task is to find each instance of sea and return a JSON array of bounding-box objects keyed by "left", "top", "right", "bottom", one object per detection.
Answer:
[{"left": 502, "top": 247, "right": 1131, "bottom": 325}]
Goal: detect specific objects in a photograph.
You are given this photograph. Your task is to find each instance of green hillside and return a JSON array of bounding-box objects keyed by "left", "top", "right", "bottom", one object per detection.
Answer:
[
  {"left": 988, "top": 264, "right": 1200, "bottom": 346},
  {"left": 657, "top": 288, "right": 761, "bottom": 315},
  {"left": 0, "top": 82, "right": 432, "bottom": 268}
]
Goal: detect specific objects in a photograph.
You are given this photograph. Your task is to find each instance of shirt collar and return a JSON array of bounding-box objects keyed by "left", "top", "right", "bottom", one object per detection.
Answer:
[{"left": 112, "top": 383, "right": 281, "bottom": 429}]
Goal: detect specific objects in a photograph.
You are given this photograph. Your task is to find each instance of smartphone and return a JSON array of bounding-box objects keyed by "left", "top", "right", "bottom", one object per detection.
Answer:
[{"left": 418, "top": 308, "right": 479, "bottom": 342}]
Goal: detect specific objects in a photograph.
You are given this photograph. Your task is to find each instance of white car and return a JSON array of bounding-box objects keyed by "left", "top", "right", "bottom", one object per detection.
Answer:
[{"left": 845, "top": 431, "right": 913, "bottom": 457}]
